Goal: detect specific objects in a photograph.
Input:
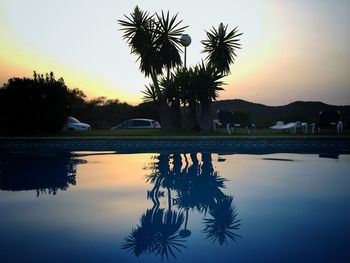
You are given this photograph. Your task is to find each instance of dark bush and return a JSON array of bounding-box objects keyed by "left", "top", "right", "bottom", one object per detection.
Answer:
[
  {"left": 0, "top": 72, "right": 69, "bottom": 135},
  {"left": 233, "top": 110, "right": 251, "bottom": 124},
  {"left": 134, "top": 102, "right": 159, "bottom": 120}
]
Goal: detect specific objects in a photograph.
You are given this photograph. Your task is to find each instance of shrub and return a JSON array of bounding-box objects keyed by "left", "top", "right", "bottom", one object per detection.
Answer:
[{"left": 0, "top": 72, "right": 69, "bottom": 135}]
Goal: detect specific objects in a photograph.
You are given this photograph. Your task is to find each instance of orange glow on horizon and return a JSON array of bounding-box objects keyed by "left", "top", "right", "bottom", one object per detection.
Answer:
[
  {"left": 1, "top": 0, "right": 349, "bottom": 106},
  {"left": 0, "top": 31, "right": 140, "bottom": 103}
]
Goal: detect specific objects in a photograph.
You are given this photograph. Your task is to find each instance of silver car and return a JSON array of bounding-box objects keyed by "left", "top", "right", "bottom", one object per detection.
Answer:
[
  {"left": 110, "top": 118, "right": 161, "bottom": 130},
  {"left": 63, "top": 116, "right": 91, "bottom": 131}
]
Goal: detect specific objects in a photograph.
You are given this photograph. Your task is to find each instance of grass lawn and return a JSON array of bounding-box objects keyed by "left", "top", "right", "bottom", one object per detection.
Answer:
[
  {"left": 1, "top": 128, "right": 349, "bottom": 138},
  {"left": 49, "top": 128, "right": 350, "bottom": 137}
]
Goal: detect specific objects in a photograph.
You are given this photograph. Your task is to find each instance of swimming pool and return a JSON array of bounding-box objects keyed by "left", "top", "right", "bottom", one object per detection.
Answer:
[{"left": 0, "top": 151, "right": 349, "bottom": 262}]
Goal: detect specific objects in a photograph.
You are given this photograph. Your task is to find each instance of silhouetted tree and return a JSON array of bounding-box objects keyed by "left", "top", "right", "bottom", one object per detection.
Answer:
[
  {"left": 198, "top": 23, "right": 242, "bottom": 131},
  {"left": 134, "top": 102, "right": 158, "bottom": 121},
  {"left": 193, "top": 63, "right": 225, "bottom": 132},
  {"left": 173, "top": 67, "right": 199, "bottom": 129},
  {"left": 0, "top": 71, "right": 69, "bottom": 134},
  {"left": 119, "top": 6, "right": 187, "bottom": 130},
  {"left": 119, "top": 8, "right": 243, "bottom": 132},
  {"left": 67, "top": 87, "right": 87, "bottom": 116},
  {"left": 202, "top": 23, "right": 242, "bottom": 74}
]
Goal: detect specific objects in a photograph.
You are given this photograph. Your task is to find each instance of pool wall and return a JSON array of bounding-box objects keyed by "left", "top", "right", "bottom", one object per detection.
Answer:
[{"left": 1, "top": 137, "right": 349, "bottom": 154}]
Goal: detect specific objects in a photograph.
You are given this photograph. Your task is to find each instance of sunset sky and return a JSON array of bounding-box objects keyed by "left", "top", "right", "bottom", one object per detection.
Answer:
[{"left": 1, "top": 0, "right": 349, "bottom": 106}]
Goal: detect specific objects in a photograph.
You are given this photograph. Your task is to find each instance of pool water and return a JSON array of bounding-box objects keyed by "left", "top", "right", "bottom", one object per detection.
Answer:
[{"left": 0, "top": 152, "right": 349, "bottom": 262}]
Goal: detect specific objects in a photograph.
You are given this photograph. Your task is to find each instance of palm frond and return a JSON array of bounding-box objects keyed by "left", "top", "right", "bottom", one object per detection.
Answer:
[
  {"left": 192, "top": 61, "right": 226, "bottom": 103},
  {"left": 201, "top": 23, "right": 242, "bottom": 74},
  {"left": 155, "top": 11, "right": 188, "bottom": 69},
  {"left": 141, "top": 84, "right": 158, "bottom": 103}
]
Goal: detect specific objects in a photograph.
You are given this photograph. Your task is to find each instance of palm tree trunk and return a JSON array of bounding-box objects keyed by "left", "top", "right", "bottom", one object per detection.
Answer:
[
  {"left": 159, "top": 100, "right": 174, "bottom": 130},
  {"left": 200, "top": 101, "right": 213, "bottom": 132},
  {"left": 170, "top": 99, "right": 181, "bottom": 129},
  {"left": 150, "top": 72, "right": 174, "bottom": 130},
  {"left": 188, "top": 100, "right": 199, "bottom": 130},
  {"left": 167, "top": 66, "right": 181, "bottom": 129}
]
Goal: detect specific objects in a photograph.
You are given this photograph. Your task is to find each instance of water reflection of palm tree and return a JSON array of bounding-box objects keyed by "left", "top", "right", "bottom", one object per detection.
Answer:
[
  {"left": 179, "top": 207, "right": 191, "bottom": 238},
  {"left": 174, "top": 153, "right": 226, "bottom": 213},
  {"left": 122, "top": 209, "right": 187, "bottom": 259},
  {"left": 173, "top": 152, "right": 241, "bottom": 245},
  {"left": 202, "top": 196, "right": 241, "bottom": 245},
  {"left": 122, "top": 151, "right": 241, "bottom": 260},
  {"left": 146, "top": 154, "right": 169, "bottom": 212},
  {"left": 163, "top": 154, "right": 182, "bottom": 211},
  {"left": 123, "top": 154, "right": 188, "bottom": 259}
]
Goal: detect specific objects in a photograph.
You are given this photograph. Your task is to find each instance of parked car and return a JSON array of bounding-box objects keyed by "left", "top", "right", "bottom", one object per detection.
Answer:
[
  {"left": 110, "top": 118, "right": 161, "bottom": 130},
  {"left": 62, "top": 116, "right": 91, "bottom": 131}
]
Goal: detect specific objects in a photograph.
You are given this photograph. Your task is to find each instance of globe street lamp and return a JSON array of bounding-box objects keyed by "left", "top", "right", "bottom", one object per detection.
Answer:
[{"left": 180, "top": 34, "right": 191, "bottom": 68}]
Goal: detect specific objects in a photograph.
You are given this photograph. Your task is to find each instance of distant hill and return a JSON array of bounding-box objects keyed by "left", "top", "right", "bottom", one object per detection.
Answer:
[{"left": 212, "top": 99, "right": 350, "bottom": 128}]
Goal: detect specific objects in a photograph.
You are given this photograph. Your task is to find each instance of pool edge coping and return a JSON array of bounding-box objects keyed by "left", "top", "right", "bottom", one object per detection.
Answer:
[{"left": 1, "top": 136, "right": 349, "bottom": 154}]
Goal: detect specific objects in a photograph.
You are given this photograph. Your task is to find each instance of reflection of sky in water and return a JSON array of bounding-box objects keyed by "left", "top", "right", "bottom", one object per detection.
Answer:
[{"left": 0, "top": 152, "right": 349, "bottom": 262}]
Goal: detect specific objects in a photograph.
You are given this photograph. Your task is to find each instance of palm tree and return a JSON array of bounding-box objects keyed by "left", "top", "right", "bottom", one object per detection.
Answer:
[
  {"left": 198, "top": 23, "right": 242, "bottom": 131},
  {"left": 119, "top": 6, "right": 187, "bottom": 130},
  {"left": 159, "top": 76, "right": 182, "bottom": 128},
  {"left": 193, "top": 62, "right": 225, "bottom": 132},
  {"left": 173, "top": 67, "right": 200, "bottom": 129},
  {"left": 155, "top": 11, "right": 186, "bottom": 80},
  {"left": 141, "top": 83, "right": 158, "bottom": 103},
  {"left": 119, "top": 7, "right": 161, "bottom": 75},
  {"left": 172, "top": 64, "right": 225, "bottom": 131},
  {"left": 154, "top": 11, "right": 187, "bottom": 130},
  {"left": 201, "top": 23, "right": 242, "bottom": 74}
]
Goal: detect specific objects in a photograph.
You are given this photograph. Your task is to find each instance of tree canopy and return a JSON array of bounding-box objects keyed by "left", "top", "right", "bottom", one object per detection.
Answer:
[
  {"left": 119, "top": 6, "right": 242, "bottom": 131},
  {"left": 0, "top": 72, "right": 69, "bottom": 134}
]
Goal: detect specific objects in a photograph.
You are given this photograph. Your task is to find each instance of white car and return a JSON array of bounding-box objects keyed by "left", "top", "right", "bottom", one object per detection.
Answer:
[
  {"left": 110, "top": 118, "right": 161, "bottom": 130},
  {"left": 63, "top": 116, "right": 91, "bottom": 131}
]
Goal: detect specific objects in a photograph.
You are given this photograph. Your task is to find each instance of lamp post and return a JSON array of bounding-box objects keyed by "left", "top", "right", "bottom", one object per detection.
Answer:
[
  {"left": 179, "top": 34, "right": 192, "bottom": 128},
  {"left": 180, "top": 34, "right": 191, "bottom": 68}
]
